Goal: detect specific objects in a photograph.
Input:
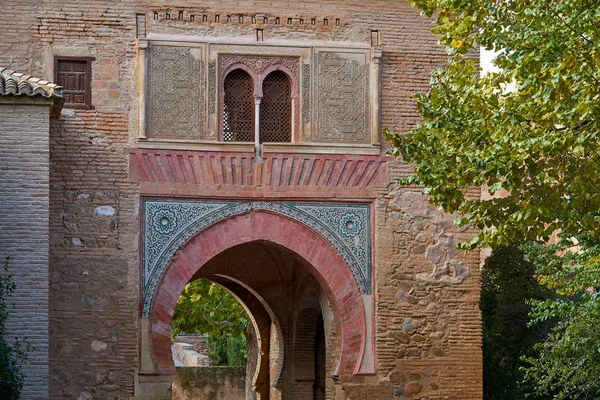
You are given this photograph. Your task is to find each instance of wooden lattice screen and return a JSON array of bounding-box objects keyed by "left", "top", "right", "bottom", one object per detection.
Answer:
[
  {"left": 260, "top": 71, "right": 292, "bottom": 143},
  {"left": 223, "top": 69, "right": 254, "bottom": 142}
]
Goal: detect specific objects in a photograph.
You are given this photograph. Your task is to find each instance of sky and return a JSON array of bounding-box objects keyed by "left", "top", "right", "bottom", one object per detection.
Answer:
[{"left": 480, "top": 47, "right": 499, "bottom": 75}]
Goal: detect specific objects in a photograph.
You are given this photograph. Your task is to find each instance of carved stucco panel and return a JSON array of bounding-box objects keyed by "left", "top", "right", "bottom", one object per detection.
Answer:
[
  {"left": 141, "top": 199, "right": 372, "bottom": 317},
  {"left": 147, "top": 45, "right": 205, "bottom": 139},
  {"left": 208, "top": 60, "right": 216, "bottom": 114},
  {"left": 302, "top": 63, "right": 311, "bottom": 138},
  {"left": 315, "top": 51, "right": 369, "bottom": 143},
  {"left": 218, "top": 55, "right": 300, "bottom": 89}
]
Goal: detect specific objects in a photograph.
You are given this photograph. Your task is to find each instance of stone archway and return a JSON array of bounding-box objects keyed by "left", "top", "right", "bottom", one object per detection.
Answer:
[
  {"left": 209, "top": 277, "right": 273, "bottom": 399},
  {"left": 145, "top": 210, "right": 368, "bottom": 394}
]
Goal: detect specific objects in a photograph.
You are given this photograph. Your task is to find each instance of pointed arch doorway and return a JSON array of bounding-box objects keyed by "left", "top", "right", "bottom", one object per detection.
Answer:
[{"left": 138, "top": 204, "right": 374, "bottom": 398}]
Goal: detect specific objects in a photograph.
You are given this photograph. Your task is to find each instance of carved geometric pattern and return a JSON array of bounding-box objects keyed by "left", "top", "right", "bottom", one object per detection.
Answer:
[
  {"left": 218, "top": 55, "right": 300, "bottom": 90},
  {"left": 302, "top": 63, "right": 311, "bottom": 133},
  {"left": 141, "top": 199, "right": 372, "bottom": 317},
  {"left": 147, "top": 45, "right": 204, "bottom": 138},
  {"left": 260, "top": 71, "right": 292, "bottom": 143},
  {"left": 208, "top": 60, "right": 216, "bottom": 114},
  {"left": 316, "top": 52, "right": 369, "bottom": 143}
]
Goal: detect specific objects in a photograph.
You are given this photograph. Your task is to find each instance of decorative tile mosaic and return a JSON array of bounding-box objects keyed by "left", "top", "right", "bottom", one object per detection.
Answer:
[{"left": 141, "top": 199, "right": 372, "bottom": 317}]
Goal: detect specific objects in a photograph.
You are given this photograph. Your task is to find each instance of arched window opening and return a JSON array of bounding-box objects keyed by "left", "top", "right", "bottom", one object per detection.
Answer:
[
  {"left": 223, "top": 69, "right": 254, "bottom": 142},
  {"left": 260, "top": 70, "right": 292, "bottom": 143}
]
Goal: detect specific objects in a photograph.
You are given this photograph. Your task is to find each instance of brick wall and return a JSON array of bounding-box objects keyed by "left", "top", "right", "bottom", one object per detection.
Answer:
[
  {"left": 171, "top": 367, "right": 246, "bottom": 400},
  {"left": 0, "top": 102, "right": 51, "bottom": 399},
  {"left": 1, "top": 2, "right": 139, "bottom": 398}
]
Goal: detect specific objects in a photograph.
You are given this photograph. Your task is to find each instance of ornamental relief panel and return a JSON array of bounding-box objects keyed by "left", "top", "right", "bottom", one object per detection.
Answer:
[
  {"left": 141, "top": 199, "right": 372, "bottom": 317},
  {"left": 218, "top": 55, "right": 300, "bottom": 89},
  {"left": 315, "top": 51, "right": 369, "bottom": 143},
  {"left": 302, "top": 63, "right": 311, "bottom": 136},
  {"left": 143, "top": 43, "right": 377, "bottom": 144},
  {"left": 147, "top": 45, "right": 206, "bottom": 139},
  {"left": 208, "top": 60, "right": 216, "bottom": 114}
]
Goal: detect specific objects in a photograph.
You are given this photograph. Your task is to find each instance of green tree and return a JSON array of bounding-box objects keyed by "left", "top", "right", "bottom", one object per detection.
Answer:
[
  {"left": 481, "top": 245, "right": 553, "bottom": 400},
  {"left": 521, "top": 235, "right": 600, "bottom": 399},
  {"left": 385, "top": 1, "right": 600, "bottom": 397},
  {"left": 205, "top": 330, "right": 248, "bottom": 367},
  {"left": 0, "top": 257, "right": 32, "bottom": 399},
  {"left": 385, "top": 0, "right": 600, "bottom": 250},
  {"left": 172, "top": 279, "right": 248, "bottom": 366}
]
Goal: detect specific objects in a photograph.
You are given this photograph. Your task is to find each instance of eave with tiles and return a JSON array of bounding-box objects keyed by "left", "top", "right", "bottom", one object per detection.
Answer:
[{"left": 0, "top": 67, "right": 64, "bottom": 117}]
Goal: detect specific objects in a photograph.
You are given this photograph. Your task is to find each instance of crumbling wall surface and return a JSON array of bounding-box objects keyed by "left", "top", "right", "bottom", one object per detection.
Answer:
[
  {"left": 372, "top": 187, "right": 482, "bottom": 399},
  {"left": 0, "top": 102, "right": 51, "bottom": 400}
]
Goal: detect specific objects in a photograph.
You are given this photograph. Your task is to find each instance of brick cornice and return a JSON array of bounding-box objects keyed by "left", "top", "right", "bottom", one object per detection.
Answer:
[{"left": 126, "top": 147, "right": 390, "bottom": 198}]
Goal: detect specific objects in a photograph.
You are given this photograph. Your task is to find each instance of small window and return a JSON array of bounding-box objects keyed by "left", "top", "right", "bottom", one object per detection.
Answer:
[
  {"left": 260, "top": 71, "right": 291, "bottom": 143},
  {"left": 54, "top": 57, "right": 93, "bottom": 109},
  {"left": 223, "top": 69, "right": 254, "bottom": 142}
]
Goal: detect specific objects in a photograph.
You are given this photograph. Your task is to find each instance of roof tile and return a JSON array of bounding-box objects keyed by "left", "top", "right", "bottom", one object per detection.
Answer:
[
  {"left": 0, "top": 67, "right": 64, "bottom": 118},
  {"left": 0, "top": 68, "right": 63, "bottom": 98}
]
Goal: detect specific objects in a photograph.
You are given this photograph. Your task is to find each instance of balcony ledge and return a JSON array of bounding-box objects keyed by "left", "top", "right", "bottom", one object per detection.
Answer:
[{"left": 137, "top": 138, "right": 381, "bottom": 156}]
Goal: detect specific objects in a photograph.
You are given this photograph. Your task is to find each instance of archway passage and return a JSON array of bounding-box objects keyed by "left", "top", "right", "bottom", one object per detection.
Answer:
[
  {"left": 147, "top": 211, "right": 367, "bottom": 398},
  {"left": 170, "top": 278, "right": 251, "bottom": 400}
]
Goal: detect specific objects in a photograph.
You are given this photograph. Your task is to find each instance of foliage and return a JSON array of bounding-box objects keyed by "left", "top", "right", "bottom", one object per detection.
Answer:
[
  {"left": 480, "top": 245, "right": 554, "bottom": 400},
  {"left": 207, "top": 330, "right": 247, "bottom": 367},
  {"left": 172, "top": 279, "right": 248, "bottom": 366},
  {"left": 385, "top": 0, "right": 600, "bottom": 250},
  {"left": 521, "top": 235, "right": 600, "bottom": 400},
  {"left": 225, "top": 331, "right": 248, "bottom": 367},
  {"left": 385, "top": 0, "right": 600, "bottom": 397},
  {"left": 0, "top": 257, "right": 32, "bottom": 400}
]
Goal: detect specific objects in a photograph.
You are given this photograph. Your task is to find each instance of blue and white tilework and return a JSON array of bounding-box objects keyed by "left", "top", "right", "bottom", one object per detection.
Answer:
[{"left": 141, "top": 199, "right": 372, "bottom": 317}]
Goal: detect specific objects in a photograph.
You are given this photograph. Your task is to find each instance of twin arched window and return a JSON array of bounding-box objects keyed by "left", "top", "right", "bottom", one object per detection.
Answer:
[{"left": 223, "top": 69, "right": 292, "bottom": 143}]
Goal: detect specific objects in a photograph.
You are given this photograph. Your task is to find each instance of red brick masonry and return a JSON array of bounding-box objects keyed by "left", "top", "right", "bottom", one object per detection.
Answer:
[{"left": 126, "top": 148, "right": 389, "bottom": 198}]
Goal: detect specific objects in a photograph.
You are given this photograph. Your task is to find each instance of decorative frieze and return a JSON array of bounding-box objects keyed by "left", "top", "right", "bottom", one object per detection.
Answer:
[
  {"left": 302, "top": 63, "right": 311, "bottom": 133},
  {"left": 218, "top": 55, "right": 300, "bottom": 89},
  {"left": 208, "top": 60, "right": 216, "bottom": 114},
  {"left": 141, "top": 199, "right": 372, "bottom": 317},
  {"left": 147, "top": 45, "right": 205, "bottom": 139},
  {"left": 148, "top": 9, "right": 345, "bottom": 29}
]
